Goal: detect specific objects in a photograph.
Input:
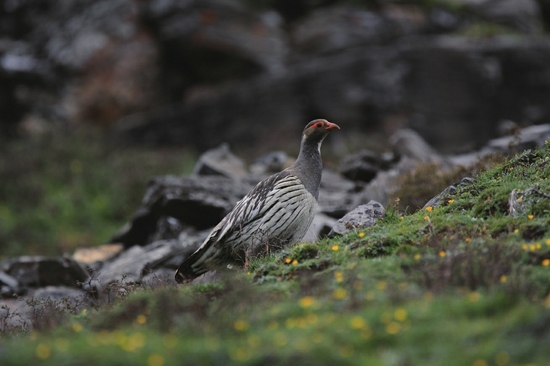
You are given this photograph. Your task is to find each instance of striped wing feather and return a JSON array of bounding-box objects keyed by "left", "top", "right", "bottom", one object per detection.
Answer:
[{"left": 175, "top": 172, "right": 317, "bottom": 282}]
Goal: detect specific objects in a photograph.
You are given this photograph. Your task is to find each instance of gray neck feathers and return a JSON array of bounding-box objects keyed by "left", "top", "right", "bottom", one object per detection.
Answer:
[{"left": 287, "top": 135, "right": 324, "bottom": 200}]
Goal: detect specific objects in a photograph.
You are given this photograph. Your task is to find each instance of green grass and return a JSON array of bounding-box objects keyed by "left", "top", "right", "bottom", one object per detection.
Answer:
[
  {"left": 0, "top": 127, "right": 196, "bottom": 256},
  {"left": 1, "top": 140, "right": 550, "bottom": 365}
]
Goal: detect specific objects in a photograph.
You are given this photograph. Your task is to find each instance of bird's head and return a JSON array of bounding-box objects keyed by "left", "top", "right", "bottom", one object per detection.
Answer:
[
  {"left": 302, "top": 119, "right": 340, "bottom": 145},
  {"left": 303, "top": 119, "right": 340, "bottom": 136}
]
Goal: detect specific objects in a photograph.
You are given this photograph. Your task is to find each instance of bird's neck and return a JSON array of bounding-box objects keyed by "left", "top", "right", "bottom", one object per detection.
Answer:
[{"left": 289, "top": 138, "right": 323, "bottom": 199}]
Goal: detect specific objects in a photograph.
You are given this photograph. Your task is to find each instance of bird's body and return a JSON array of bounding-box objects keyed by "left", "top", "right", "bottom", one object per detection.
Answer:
[{"left": 175, "top": 119, "right": 339, "bottom": 283}]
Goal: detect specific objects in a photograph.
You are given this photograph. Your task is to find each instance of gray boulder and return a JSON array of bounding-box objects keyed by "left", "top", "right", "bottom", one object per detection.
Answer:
[
  {"left": 423, "top": 177, "right": 474, "bottom": 209},
  {"left": 110, "top": 175, "right": 253, "bottom": 247},
  {"left": 509, "top": 186, "right": 550, "bottom": 218},
  {"left": 193, "top": 143, "right": 247, "bottom": 179},
  {"left": 339, "top": 150, "right": 395, "bottom": 183},
  {"left": 0, "top": 272, "right": 22, "bottom": 297},
  {"left": 3, "top": 256, "right": 88, "bottom": 289},
  {"left": 329, "top": 201, "right": 385, "bottom": 237}
]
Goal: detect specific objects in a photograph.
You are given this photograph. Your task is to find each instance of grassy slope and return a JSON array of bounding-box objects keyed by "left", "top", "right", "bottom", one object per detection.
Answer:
[{"left": 1, "top": 143, "right": 550, "bottom": 365}]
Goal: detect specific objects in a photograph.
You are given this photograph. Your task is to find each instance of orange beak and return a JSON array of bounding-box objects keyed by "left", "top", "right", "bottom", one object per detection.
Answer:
[{"left": 326, "top": 122, "right": 340, "bottom": 131}]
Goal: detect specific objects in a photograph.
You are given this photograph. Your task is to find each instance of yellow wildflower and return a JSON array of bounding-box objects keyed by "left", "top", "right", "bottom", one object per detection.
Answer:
[
  {"left": 35, "top": 344, "right": 50, "bottom": 360},
  {"left": 468, "top": 292, "right": 480, "bottom": 302},
  {"left": 350, "top": 316, "right": 366, "bottom": 329},
  {"left": 331, "top": 245, "right": 339, "bottom": 251},
  {"left": 394, "top": 308, "right": 407, "bottom": 321},
  {"left": 229, "top": 347, "right": 251, "bottom": 362},
  {"left": 233, "top": 320, "right": 249, "bottom": 332},
  {"left": 299, "top": 296, "right": 315, "bottom": 308},
  {"left": 136, "top": 315, "right": 147, "bottom": 325},
  {"left": 494, "top": 351, "right": 509, "bottom": 366},
  {"left": 385, "top": 322, "right": 401, "bottom": 335},
  {"left": 333, "top": 288, "right": 347, "bottom": 299},
  {"left": 425, "top": 206, "right": 433, "bottom": 212},
  {"left": 148, "top": 354, "right": 165, "bottom": 366},
  {"left": 473, "top": 359, "right": 488, "bottom": 366}
]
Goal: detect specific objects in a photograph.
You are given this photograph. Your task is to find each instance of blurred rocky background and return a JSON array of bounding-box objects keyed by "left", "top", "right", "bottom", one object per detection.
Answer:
[{"left": 2, "top": 0, "right": 550, "bottom": 153}]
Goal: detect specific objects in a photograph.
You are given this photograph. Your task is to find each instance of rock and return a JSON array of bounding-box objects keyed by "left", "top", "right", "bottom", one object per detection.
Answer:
[
  {"left": 153, "top": 216, "right": 187, "bottom": 242},
  {"left": 143, "top": 0, "right": 287, "bottom": 75},
  {"left": 292, "top": 6, "right": 402, "bottom": 55},
  {"left": 318, "top": 169, "right": 361, "bottom": 218},
  {"left": 191, "top": 270, "right": 225, "bottom": 285},
  {"left": 249, "top": 151, "right": 290, "bottom": 176},
  {"left": 353, "top": 126, "right": 453, "bottom": 207},
  {"left": 302, "top": 213, "right": 337, "bottom": 243},
  {"left": 0, "top": 40, "right": 53, "bottom": 137},
  {"left": 339, "top": 150, "right": 394, "bottom": 183},
  {"left": 112, "top": 36, "right": 550, "bottom": 154},
  {"left": 463, "top": 0, "right": 543, "bottom": 34},
  {"left": 390, "top": 129, "right": 449, "bottom": 166},
  {"left": 32, "top": 286, "right": 86, "bottom": 303},
  {"left": 5, "top": 257, "right": 89, "bottom": 289},
  {"left": 497, "top": 119, "right": 520, "bottom": 136},
  {"left": 96, "top": 239, "right": 193, "bottom": 285},
  {"left": 355, "top": 168, "right": 400, "bottom": 207},
  {"left": 0, "top": 286, "right": 89, "bottom": 332},
  {"left": 165, "top": 228, "right": 210, "bottom": 267},
  {"left": 423, "top": 177, "right": 474, "bottom": 209},
  {"left": 486, "top": 124, "right": 550, "bottom": 152},
  {"left": 329, "top": 201, "right": 385, "bottom": 237},
  {"left": 110, "top": 175, "right": 253, "bottom": 247},
  {"left": 449, "top": 124, "right": 550, "bottom": 167},
  {"left": 509, "top": 186, "right": 550, "bottom": 217},
  {"left": 400, "top": 37, "right": 550, "bottom": 153},
  {"left": 69, "top": 35, "right": 162, "bottom": 126},
  {"left": 193, "top": 143, "right": 247, "bottom": 179},
  {"left": 141, "top": 268, "right": 177, "bottom": 287},
  {"left": 73, "top": 244, "right": 124, "bottom": 265},
  {"left": 0, "top": 272, "right": 22, "bottom": 297}
]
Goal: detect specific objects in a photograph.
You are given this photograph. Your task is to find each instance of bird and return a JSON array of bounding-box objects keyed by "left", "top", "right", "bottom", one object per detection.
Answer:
[{"left": 175, "top": 119, "right": 340, "bottom": 283}]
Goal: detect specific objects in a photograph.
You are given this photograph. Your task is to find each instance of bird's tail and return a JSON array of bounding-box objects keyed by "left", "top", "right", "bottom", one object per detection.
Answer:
[{"left": 174, "top": 244, "right": 212, "bottom": 283}]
